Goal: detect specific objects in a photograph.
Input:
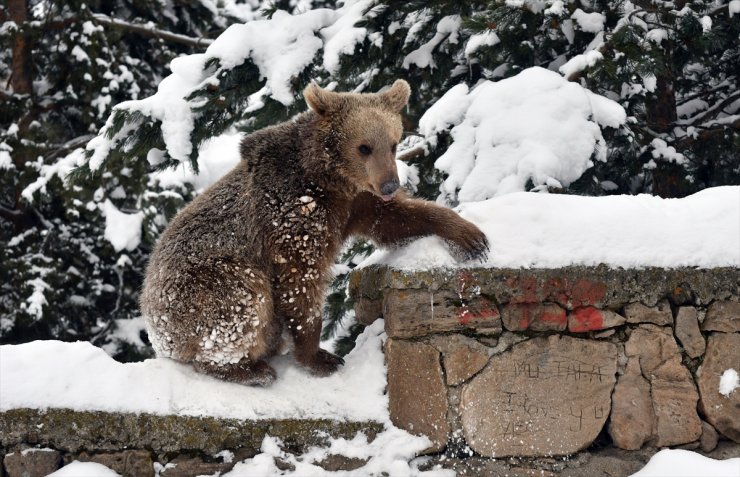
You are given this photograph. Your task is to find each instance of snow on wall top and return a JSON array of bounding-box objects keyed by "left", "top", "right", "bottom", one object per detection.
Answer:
[
  {"left": 0, "top": 321, "right": 388, "bottom": 422},
  {"left": 361, "top": 186, "right": 740, "bottom": 270},
  {"left": 420, "top": 67, "right": 627, "bottom": 204}
]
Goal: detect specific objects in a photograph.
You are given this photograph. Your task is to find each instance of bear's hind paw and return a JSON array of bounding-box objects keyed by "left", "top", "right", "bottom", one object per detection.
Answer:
[{"left": 302, "top": 349, "right": 345, "bottom": 377}]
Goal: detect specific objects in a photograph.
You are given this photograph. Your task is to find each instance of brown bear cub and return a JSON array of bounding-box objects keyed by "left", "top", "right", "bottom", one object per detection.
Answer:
[{"left": 141, "top": 80, "right": 489, "bottom": 385}]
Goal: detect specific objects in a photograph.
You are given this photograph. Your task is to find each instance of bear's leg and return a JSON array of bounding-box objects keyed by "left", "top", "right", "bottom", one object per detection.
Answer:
[
  {"left": 193, "top": 358, "right": 277, "bottom": 386},
  {"left": 145, "top": 260, "right": 283, "bottom": 385},
  {"left": 274, "top": 281, "right": 344, "bottom": 376}
]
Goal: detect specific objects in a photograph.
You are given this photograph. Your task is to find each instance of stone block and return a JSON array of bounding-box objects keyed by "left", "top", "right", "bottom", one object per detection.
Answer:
[
  {"left": 460, "top": 335, "right": 617, "bottom": 457},
  {"left": 160, "top": 455, "right": 236, "bottom": 477},
  {"left": 354, "top": 297, "right": 383, "bottom": 325},
  {"left": 675, "top": 306, "right": 706, "bottom": 358},
  {"left": 703, "top": 301, "right": 740, "bottom": 332},
  {"left": 76, "top": 450, "right": 153, "bottom": 477},
  {"left": 315, "top": 454, "right": 368, "bottom": 471},
  {"left": 697, "top": 332, "right": 740, "bottom": 442},
  {"left": 608, "top": 359, "right": 653, "bottom": 450},
  {"left": 4, "top": 448, "right": 61, "bottom": 477},
  {"left": 501, "top": 303, "right": 567, "bottom": 331},
  {"left": 383, "top": 289, "right": 501, "bottom": 338},
  {"left": 701, "top": 421, "right": 719, "bottom": 453},
  {"left": 568, "top": 307, "right": 625, "bottom": 332},
  {"left": 429, "top": 334, "right": 491, "bottom": 386},
  {"left": 624, "top": 300, "right": 673, "bottom": 326},
  {"left": 386, "top": 339, "right": 449, "bottom": 452},
  {"left": 625, "top": 325, "right": 702, "bottom": 447}
]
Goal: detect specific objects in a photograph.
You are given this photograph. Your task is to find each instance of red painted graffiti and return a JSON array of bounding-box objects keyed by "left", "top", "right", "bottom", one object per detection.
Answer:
[
  {"left": 507, "top": 276, "right": 607, "bottom": 308},
  {"left": 569, "top": 307, "right": 604, "bottom": 332},
  {"left": 457, "top": 270, "right": 499, "bottom": 325}
]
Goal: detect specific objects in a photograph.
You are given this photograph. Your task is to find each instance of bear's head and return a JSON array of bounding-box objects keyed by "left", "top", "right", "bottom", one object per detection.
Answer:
[{"left": 303, "top": 80, "right": 410, "bottom": 201}]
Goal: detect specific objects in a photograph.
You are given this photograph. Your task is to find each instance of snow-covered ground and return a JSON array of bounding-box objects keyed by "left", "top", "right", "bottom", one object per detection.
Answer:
[
  {"left": 630, "top": 449, "right": 740, "bottom": 477},
  {"left": 0, "top": 321, "right": 448, "bottom": 476},
  {"left": 0, "top": 321, "right": 388, "bottom": 421},
  {"left": 362, "top": 186, "right": 740, "bottom": 270},
  {"left": 6, "top": 322, "right": 738, "bottom": 477}
]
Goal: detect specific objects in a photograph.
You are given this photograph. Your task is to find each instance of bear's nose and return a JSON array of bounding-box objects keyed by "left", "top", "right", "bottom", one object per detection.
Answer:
[{"left": 380, "top": 179, "right": 400, "bottom": 196}]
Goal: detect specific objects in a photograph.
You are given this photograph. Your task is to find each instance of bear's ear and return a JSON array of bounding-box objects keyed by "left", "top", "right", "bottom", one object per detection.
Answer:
[
  {"left": 303, "top": 82, "right": 341, "bottom": 116},
  {"left": 379, "top": 80, "right": 411, "bottom": 112}
]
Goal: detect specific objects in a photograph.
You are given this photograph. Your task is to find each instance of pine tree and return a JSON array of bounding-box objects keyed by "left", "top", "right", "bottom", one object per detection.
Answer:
[
  {"left": 6, "top": 0, "right": 736, "bottom": 357},
  {"left": 464, "top": 0, "right": 739, "bottom": 197},
  {"left": 0, "top": 0, "right": 262, "bottom": 360}
]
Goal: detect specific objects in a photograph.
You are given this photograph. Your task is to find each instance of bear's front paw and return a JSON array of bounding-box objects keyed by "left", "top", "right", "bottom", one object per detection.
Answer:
[
  {"left": 304, "top": 349, "right": 345, "bottom": 377},
  {"left": 447, "top": 223, "right": 490, "bottom": 263}
]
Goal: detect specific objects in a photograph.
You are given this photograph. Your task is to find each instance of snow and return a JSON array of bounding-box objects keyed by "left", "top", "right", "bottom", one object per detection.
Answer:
[
  {"left": 571, "top": 9, "right": 606, "bottom": 33},
  {"left": 101, "top": 199, "right": 145, "bottom": 252},
  {"left": 153, "top": 131, "right": 242, "bottom": 192},
  {"left": 651, "top": 138, "right": 688, "bottom": 165},
  {"left": 21, "top": 149, "right": 87, "bottom": 201},
  {"left": 559, "top": 50, "right": 603, "bottom": 78},
  {"left": 403, "top": 15, "right": 461, "bottom": 69},
  {"left": 47, "top": 461, "right": 120, "bottom": 477},
  {"left": 701, "top": 15, "right": 712, "bottom": 32},
  {"left": 222, "top": 431, "right": 451, "bottom": 477},
  {"left": 422, "top": 67, "right": 626, "bottom": 203},
  {"left": 0, "top": 320, "right": 390, "bottom": 422},
  {"left": 629, "top": 449, "right": 740, "bottom": 477},
  {"left": 731, "top": 0, "right": 740, "bottom": 18},
  {"left": 720, "top": 369, "right": 739, "bottom": 397},
  {"left": 86, "top": 2, "right": 374, "bottom": 168},
  {"left": 361, "top": 186, "right": 740, "bottom": 270},
  {"left": 464, "top": 31, "right": 500, "bottom": 58}
]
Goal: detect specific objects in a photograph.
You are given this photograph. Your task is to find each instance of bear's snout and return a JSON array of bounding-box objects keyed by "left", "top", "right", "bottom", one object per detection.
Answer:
[{"left": 380, "top": 179, "right": 400, "bottom": 200}]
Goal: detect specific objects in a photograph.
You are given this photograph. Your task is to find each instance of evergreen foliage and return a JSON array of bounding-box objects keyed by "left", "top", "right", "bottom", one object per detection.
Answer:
[{"left": 2, "top": 0, "right": 737, "bottom": 358}]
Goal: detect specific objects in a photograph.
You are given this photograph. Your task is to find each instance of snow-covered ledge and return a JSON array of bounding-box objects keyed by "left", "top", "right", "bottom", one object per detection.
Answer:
[
  {"left": 345, "top": 187, "right": 740, "bottom": 460},
  {"left": 349, "top": 265, "right": 740, "bottom": 457}
]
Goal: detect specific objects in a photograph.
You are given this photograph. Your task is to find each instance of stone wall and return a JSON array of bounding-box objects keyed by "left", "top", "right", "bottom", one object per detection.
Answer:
[
  {"left": 0, "top": 409, "right": 381, "bottom": 476},
  {"left": 350, "top": 265, "right": 740, "bottom": 458}
]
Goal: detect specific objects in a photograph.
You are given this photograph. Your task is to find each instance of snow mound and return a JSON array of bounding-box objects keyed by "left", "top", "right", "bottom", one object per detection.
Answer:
[
  {"left": 47, "top": 461, "right": 120, "bottom": 477},
  {"left": 629, "top": 449, "right": 740, "bottom": 477},
  {"left": 0, "top": 321, "right": 388, "bottom": 422},
  {"left": 361, "top": 186, "right": 740, "bottom": 270},
  {"left": 420, "top": 67, "right": 626, "bottom": 204}
]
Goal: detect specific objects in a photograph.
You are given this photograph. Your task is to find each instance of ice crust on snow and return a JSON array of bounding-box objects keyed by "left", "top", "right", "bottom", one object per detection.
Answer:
[
  {"left": 629, "top": 449, "right": 740, "bottom": 477},
  {"left": 0, "top": 321, "right": 389, "bottom": 422},
  {"left": 421, "top": 67, "right": 626, "bottom": 203},
  {"left": 361, "top": 186, "right": 740, "bottom": 270}
]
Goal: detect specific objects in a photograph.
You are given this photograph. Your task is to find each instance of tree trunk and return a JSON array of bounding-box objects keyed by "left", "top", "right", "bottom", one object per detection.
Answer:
[
  {"left": 7, "top": 0, "right": 35, "bottom": 232},
  {"left": 8, "top": 0, "right": 32, "bottom": 97},
  {"left": 646, "top": 72, "right": 685, "bottom": 198}
]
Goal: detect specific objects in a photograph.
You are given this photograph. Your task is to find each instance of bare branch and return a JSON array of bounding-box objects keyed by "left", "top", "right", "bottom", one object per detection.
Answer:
[
  {"left": 91, "top": 13, "right": 213, "bottom": 49},
  {"left": 396, "top": 145, "right": 426, "bottom": 162},
  {"left": 678, "top": 91, "right": 740, "bottom": 126}
]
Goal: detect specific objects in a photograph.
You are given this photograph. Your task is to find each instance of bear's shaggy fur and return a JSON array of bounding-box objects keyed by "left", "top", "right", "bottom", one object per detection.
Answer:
[{"left": 141, "top": 80, "right": 489, "bottom": 385}]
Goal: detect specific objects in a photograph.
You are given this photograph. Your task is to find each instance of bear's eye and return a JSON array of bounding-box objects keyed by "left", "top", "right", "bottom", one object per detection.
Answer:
[{"left": 358, "top": 145, "right": 372, "bottom": 156}]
